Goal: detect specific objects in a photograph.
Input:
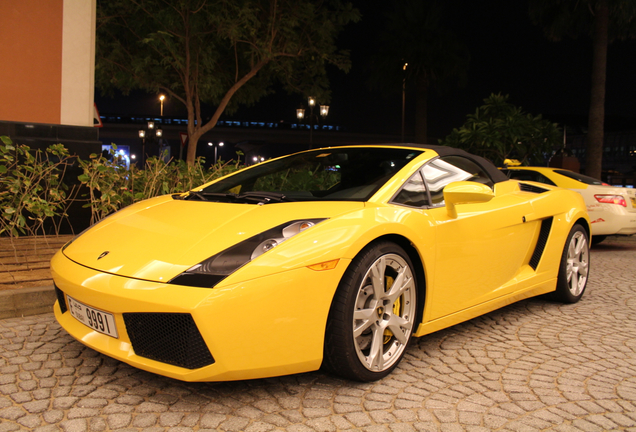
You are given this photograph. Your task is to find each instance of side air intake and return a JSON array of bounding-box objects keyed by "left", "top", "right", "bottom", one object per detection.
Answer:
[{"left": 529, "top": 217, "right": 553, "bottom": 270}]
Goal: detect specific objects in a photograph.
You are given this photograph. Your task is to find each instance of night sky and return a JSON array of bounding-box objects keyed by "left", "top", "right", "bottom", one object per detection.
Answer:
[{"left": 95, "top": 0, "right": 636, "bottom": 141}]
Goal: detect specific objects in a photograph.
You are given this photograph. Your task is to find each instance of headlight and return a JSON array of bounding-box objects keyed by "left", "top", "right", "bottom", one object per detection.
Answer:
[{"left": 168, "top": 219, "right": 325, "bottom": 288}]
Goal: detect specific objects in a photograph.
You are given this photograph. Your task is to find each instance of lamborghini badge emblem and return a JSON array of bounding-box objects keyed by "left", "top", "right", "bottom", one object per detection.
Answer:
[{"left": 97, "top": 251, "right": 110, "bottom": 260}]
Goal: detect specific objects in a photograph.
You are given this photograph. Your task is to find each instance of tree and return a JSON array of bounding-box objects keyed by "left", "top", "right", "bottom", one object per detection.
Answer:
[
  {"left": 368, "top": 0, "right": 469, "bottom": 144},
  {"left": 96, "top": 0, "right": 360, "bottom": 165},
  {"left": 441, "top": 94, "right": 561, "bottom": 166},
  {"left": 529, "top": 0, "right": 636, "bottom": 179}
]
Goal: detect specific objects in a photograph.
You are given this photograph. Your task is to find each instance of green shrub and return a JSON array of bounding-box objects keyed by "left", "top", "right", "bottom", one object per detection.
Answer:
[
  {"left": 1, "top": 137, "right": 245, "bottom": 236},
  {"left": 440, "top": 93, "right": 560, "bottom": 166},
  {"left": 77, "top": 145, "right": 244, "bottom": 225},
  {"left": 0, "top": 136, "right": 74, "bottom": 237}
]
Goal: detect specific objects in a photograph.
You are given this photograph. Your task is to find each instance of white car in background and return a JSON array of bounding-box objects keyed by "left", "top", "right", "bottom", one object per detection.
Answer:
[{"left": 502, "top": 166, "right": 636, "bottom": 244}]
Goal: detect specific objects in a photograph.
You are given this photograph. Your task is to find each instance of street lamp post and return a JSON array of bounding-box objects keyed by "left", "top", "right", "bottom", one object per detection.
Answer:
[
  {"left": 159, "top": 95, "right": 166, "bottom": 117},
  {"left": 402, "top": 62, "right": 408, "bottom": 143},
  {"left": 138, "top": 120, "right": 163, "bottom": 167},
  {"left": 297, "top": 97, "right": 329, "bottom": 149},
  {"left": 308, "top": 96, "right": 316, "bottom": 148},
  {"left": 208, "top": 141, "right": 224, "bottom": 165}
]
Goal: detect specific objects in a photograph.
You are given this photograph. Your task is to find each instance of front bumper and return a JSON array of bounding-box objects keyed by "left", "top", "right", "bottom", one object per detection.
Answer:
[{"left": 52, "top": 252, "right": 349, "bottom": 382}]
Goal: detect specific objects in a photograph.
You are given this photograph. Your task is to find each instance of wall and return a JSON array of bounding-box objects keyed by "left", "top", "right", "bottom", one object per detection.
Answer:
[
  {"left": 0, "top": 0, "right": 63, "bottom": 124},
  {"left": 0, "top": 0, "right": 96, "bottom": 127}
]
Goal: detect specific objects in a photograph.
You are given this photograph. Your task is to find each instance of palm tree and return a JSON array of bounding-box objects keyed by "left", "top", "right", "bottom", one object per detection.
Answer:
[
  {"left": 529, "top": 0, "right": 636, "bottom": 179},
  {"left": 368, "top": 1, "right": 469, "bottom": 144}
]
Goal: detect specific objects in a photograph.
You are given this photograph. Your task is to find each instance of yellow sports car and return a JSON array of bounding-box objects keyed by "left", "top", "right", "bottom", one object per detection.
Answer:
[{"left": 52, "top": 144, "right": 590, "bottom": 382}]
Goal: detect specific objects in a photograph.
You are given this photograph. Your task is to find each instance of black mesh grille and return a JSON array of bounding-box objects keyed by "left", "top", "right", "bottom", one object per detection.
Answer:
[
  {"left": 519, "top": 183, "right": 549, "bottom": 194},
  {"left": 123, "top": 313, "right": 214, "bottom": 369},
  {"left": 54, "top": 285, "right": 67, "bottom": 314},
  {"left": 529, "top": 217, "right": 553, "bottom": 269}
]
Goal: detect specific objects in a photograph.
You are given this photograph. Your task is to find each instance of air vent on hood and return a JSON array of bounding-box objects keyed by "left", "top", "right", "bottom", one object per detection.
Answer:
[{"left": 519, "top": 183, "right": 549, "bottom": 194}]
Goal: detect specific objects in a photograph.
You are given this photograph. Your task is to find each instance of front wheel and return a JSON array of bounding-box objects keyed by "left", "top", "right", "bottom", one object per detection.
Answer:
[
  {"left": 323, "top": 241, "right": 418, "bottom": 381},
  {"left": 552, "top": 224, "right": 590, "bottom": 303}
]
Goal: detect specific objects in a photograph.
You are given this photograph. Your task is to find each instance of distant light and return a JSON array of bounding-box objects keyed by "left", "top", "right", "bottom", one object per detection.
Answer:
[
  {"left": 159, "top": 95, "right": 165, "bottom": 101},
  {"left": 208, "top": 142, "right": 213, "bottom": 146},
  {"left": 308, "top": 96, "right": 316, "bottom": 107},
  {"left": 131, "top": 154, "right": 136, "bottom": 160},
  {"left": 119, "top": 149, "right": 125, "bottom": 155},
  {"left": 253, "top": 156, "right": 258, "bottom": 162},
  {"left": 138, "top": 130, "right": 146, "bottom": 138},
  {"left": 147, "top": 121, "right": 155, "bottom": 129},
  {"left": 320, "top": 105, "right": 329, "bottom": 117},
  {"left": 297, "top": 108, "right": 305, "bottom": 119},
  {"left": 219, "top": 142, "right": 224, "bottom": 147},
  {"left": 156, "top": 129, "right": 163, "bottom": 137}
]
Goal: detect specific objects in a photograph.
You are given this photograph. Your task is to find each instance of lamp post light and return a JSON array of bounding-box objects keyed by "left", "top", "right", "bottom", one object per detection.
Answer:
[
  {"left": 138, "top": 120, "right": 163, "bottom": 166},
  {"left": 308, "top": 96, "right": 316, "bottom": 149},
  {"left": 402, "top": 62, "right": 408, "bottom": 143},
  {"left": 159, "top": 95, "right": 166, "bottom": 116},
  {"left": 299, "top": 96, "right": 329, "bottom": 149},
  {"left": 208, "top": 141, "right": 225, "bottom": 165}
]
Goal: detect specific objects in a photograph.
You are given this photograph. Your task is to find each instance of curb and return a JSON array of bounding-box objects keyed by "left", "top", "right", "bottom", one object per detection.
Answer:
[{"left": 0, "top": 285, "right": 55, "bottom": 319}]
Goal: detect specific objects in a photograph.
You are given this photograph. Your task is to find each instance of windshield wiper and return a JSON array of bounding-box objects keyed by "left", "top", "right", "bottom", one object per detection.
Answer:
[
  {"left": 181, "top": 191, "right": 293, "bottom": 204},
  {"left": 183, "top": 191, "right": 239, "bottom": 202},
  {"left": 236, "top": 191, "right": 295, "bottom": 204}
]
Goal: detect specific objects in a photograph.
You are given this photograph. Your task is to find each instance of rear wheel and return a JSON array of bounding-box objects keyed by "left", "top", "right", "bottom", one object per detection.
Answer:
[
  {"left": 552, "top": 224, "right": 589, "bottom": 303},
  {"left": 323, "top": 242, "right": 418, "bottom": 381}
]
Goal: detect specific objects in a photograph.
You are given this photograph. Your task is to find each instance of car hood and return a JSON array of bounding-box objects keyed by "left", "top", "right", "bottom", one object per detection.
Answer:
[{"left": 62, "top": 195, "right": 364, "bottom": 282}]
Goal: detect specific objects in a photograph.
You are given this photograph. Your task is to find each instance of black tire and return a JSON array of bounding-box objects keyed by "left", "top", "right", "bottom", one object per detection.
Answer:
[
  {"left": 551, "top": 224, "right": 590, "bottom": 303},
  {"left": 591, "top": 235, "right": 607, "bottom": 246},
  {"left": 323, "top": 241, "right": 418, "bottom": 381}
]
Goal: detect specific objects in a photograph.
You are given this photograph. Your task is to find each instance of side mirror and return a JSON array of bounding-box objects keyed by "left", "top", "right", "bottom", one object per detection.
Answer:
[{"left": 444, "top": 181, "right": 494, "bottom": 218}]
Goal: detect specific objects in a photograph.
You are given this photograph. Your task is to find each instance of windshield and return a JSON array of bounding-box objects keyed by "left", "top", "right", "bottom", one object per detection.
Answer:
[
  {"left": 554, "top": 170, "right": 605, "bottom": 185},
  {"left": 187, "top": 147, "right": 422, "bottom": 203}
]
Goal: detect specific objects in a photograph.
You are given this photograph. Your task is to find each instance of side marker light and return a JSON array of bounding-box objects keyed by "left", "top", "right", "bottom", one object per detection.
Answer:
[{"left": 308, "top": 260, "right": 340, "bottom": 271}]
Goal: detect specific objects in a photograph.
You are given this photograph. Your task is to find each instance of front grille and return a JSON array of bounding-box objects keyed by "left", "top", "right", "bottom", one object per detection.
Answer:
[
  {"left": 529, "top": 217, "right": 553, "bottom": 270},
  {"left": 123, "top": 313, "right": 214, "bottom": 369},
  {"left": 519, "top": 182, "right": 549, "bottom": 194},
  {"left": 54, "top": 285, "right": 67, "bottom": 314}
]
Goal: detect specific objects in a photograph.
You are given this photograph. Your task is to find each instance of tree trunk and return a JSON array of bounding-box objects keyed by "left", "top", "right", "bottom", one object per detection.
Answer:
[
  {"left": 186, "top": 128, "right": 204, "bottom": 165},
  {"left": 414, "top": 78, "right": 428, "bottom": 144},
  {"left": 586, "top": 0, "right": 608, "bottom": 180}
]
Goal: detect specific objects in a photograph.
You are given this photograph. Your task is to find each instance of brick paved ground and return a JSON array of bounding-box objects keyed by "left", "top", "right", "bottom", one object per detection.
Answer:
[{"left": 0, "top": 236, "right": 635, "bottom": 431}]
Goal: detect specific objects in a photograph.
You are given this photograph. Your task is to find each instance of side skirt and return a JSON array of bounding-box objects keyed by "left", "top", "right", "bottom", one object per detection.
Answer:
[{"left": 413, "top": 279, "right": 556, "bottom": 338}]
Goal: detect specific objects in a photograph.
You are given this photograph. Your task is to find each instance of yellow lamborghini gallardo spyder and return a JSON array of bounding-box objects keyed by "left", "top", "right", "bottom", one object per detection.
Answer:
[{"left": 52, "top": 144, "right": 590, "bottom": 382}]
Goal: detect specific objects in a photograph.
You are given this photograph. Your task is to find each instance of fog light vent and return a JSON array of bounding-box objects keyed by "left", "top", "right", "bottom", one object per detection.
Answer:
[
  {"left": 54, "top": 285, "right": 67, "bottom": 314},
  {"left": 123, "top": 313, "right": 214, "bottom": 369}
]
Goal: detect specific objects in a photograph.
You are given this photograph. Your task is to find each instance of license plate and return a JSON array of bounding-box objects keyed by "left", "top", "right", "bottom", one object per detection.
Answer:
[{"left": 67, "top": 296, "right": 118, "bottom": 338}]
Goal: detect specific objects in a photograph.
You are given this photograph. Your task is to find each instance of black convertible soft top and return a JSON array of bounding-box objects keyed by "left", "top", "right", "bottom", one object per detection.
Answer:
[{"left": 378, "top": 143, "right": 509, "bottom": 184}]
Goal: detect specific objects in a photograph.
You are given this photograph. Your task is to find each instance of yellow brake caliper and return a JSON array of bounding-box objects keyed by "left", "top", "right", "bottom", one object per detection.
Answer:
[{"left": 384, "top": 276, "right": 401, "bottom": 344}]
